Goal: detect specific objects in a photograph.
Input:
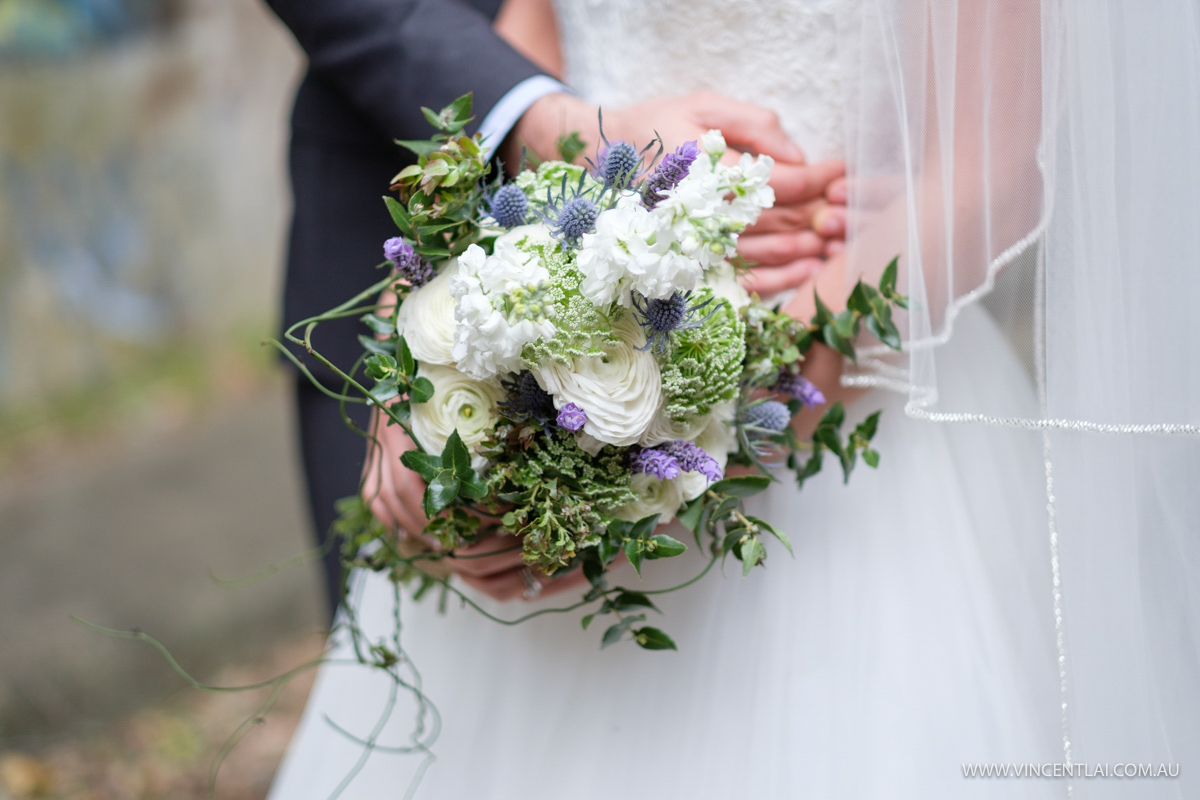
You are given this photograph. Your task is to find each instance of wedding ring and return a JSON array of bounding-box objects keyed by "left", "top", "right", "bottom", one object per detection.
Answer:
[{"left": 520, "top": 567, "right": 544, "bottom": 600}]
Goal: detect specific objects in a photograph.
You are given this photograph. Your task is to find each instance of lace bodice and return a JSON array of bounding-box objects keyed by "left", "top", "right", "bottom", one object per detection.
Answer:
[{"left": 553, "top": 0, "right": 859, "bottom": 161}]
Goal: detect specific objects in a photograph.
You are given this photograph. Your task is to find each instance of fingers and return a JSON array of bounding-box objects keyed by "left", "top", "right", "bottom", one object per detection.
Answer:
[
  {"left": 697, "top": 94, "right": 806, "bottom": 163},
  {"left": 446, "top": 533, "right": 527, "bottom": 578},
  {"left": 826, "top": 176, "right": 847, "bottom": 205},
  {"left": 748, "top": 200, "right": 826, "bottom": 235},
  {"left": 740, "top": 258, "right": 825, "bottom": 296},
  {"left": 460, "top": 565, "right": 589, "bottom": 602},
  {"left": 737, "top": 230, "right": 827, "bottom": 266},
  {"left": 769, "top": 160, "right": 845, "bottom": 206},
  {"left": 811, "top": 205, "right": 846, "bottom": 239}
]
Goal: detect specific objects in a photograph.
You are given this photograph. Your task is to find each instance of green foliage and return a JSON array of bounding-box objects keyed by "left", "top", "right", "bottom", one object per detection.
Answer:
[
  {"left": 659, "top": 289, "right": 746, "bottom": 422},
  {"left": 480, "top": 424, "right": 636, "bottom": 573},
  {"left": 556, "top": 130, "right": 588, "bottom": 163}
]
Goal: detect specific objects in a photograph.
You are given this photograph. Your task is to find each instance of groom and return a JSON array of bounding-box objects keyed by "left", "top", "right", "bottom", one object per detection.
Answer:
[{"left": 264, "top": 0, "right": 846, "bottom": 620}]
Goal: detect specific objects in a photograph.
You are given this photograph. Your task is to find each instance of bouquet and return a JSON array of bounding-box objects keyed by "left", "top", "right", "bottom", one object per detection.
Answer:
[{"left": 282, "top": 94, "right": 907, "bottom": 651}]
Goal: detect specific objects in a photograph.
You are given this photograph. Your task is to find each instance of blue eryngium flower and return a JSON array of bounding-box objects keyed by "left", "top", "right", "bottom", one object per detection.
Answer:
[
  {"left": 596, "top": 141, "right": 640, "bottom": 190},
  {"left": 741, "top": 400, "right": 791, "bottom": 433},
  {"left": 535, "top": 174, "right": 600, "bottom": 248},
  {"left": 642, "top": 140, "right": 700, "bottom": 209},
  {"left": 631, "top": 290, "right": 723, "bottom": 354},
  {"left": 499, "top": 370, "right": 557, "bottom": 424},
  {"left": 487, "top": 184, "right": 529, "bottom": 228}
]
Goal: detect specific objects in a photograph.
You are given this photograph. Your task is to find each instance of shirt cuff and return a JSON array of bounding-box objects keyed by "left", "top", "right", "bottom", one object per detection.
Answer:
[{"left": 478, "top": 75, "right": 572, "bottom": 157}]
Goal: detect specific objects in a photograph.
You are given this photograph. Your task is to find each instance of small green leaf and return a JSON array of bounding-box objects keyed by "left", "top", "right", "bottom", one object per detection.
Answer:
[
  {"left": 409, "top": 376, "right": 435, "bottom": 404},
  {"left": 819, "top": 401, "right": 846, "bottom": 429},
  {"left": 413, "top": 245, "right": 452, "bottom": 260},
  {"left": 581, "top": 613, "right": 596, "bottom": 630},
  {"left": 556, "top": 130, "right": 587, "bottom": 163},
  {"left": 749, "top": 515, "right": 792, "bottom": 556},
  {"left": 740, "top": 537, "right": 765, "bottom": 577},
  {"left": 863, "top": 448, "right": 880, "bottom": 468},
  {"left": 646, "top": 534, "right": 686, "bottom": 559},
  {"left": 879, "top": 256, "right": 899, "bottom": 295},
  {"left": 707, "top": 475, "right": 771, "bottom": 497},
  {"left": 396, "top": 336, "right": 416, "bottom": 378},
  {"left": 623, "top": 538, "right": 645, "bottom": 577},
  {"left": 382, "top": 196, "right": 414, "bottom": 236},
  {"left": 364, "top": 353, "right": 397, "bottom": 380},
  {"left": 611, "top": 590, "right": 659, "bottom": 612},
  {"left": 676, "top": 498, "right": 704, "bottom": 532},
  {"left": 629, "top": 514, "right": 661, "bottom": 541},
  {"left": 361, "top": 313, "right": 395, "bottom": 335},
  {"left": 421, "top": 106, "right": 444, "bottom": 129},
  {"left": 447, "top": 93, "right": 475, "bottom": 125},
  {"left": 812, "top": 290, "right": 835, "bottom": 326},
  {"left": 600, "top": 615, "right": 644, "bottom": 649},
  {"left": 865, "top": 313, "right": 902, "bottom": 350},
  {"left": 458, "top": 476, "right": 488, "bottom": 500},
  {"left": 358, "top": 334, "right": 393, "bottom": 355},
  {"left": 633, "top": 627, "right": 677, "bottom": 651},
  {"left": 423, "top": 470, "right": 460, "bottom": 516},
  {"left": 442, "top": 430, "right": 472, "bottom": 478}
]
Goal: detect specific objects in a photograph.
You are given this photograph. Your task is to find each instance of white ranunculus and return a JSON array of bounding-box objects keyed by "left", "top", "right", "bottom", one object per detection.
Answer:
[
  {"left": 395, "top": 267, "right": 457, "bottom": 366},
  {"left": 616, "top": 472, "right": 685, "bottom": 524},
  {"left": 409, "top": 363, "right": 503, "bottom": 471},
  {"left": 536, "top": 313, "right": 661, "bottom": 447},
  {"left": 496, "top": 223, "right": 556, "bottom": 251},
  {"left": 638, "top": 406, "right": 710, "bottom": 448}
]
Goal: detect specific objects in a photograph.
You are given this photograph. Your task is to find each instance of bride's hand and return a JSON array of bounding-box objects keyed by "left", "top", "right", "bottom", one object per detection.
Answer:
[{"left": 447, "top": 532, "right": 590, "bottom": 602}]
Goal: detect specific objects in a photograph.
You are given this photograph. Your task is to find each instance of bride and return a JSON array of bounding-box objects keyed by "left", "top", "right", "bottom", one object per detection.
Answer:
[{"left": 269, "top": 1, "right": 1200, "bottom": 798}]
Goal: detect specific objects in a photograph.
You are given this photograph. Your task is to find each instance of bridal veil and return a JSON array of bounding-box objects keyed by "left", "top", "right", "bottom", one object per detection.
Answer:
[{"left": 843, "top": 1, "right": 1200, "bottom": 793}]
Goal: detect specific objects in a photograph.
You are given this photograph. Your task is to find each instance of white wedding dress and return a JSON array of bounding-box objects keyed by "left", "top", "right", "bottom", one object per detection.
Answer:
[{"left": 269, "top": 2, "right": 1069, "bottom": 797}]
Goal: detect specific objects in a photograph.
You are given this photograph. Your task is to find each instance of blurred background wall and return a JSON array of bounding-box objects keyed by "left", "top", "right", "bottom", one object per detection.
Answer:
[{"left": 0, "top": 0, "right": 329, "bottom": 793}]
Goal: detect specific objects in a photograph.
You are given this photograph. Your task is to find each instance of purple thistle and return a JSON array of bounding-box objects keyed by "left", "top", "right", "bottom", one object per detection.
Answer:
[
  {"left": 662, "top": 440, "right": 722, "bottom": 483},
  {"left": 642, "top": 140, "right": 701, "bottom": 209},
  {"left": 776, "top": 372, "right": 826, "bottom": 408},
  {"left": 383, "top": 237, "right": 435, "bottom": 287},
  {"left": 487, "top": 184, "right": 529, "bottom": 228},
  {"left": 629, "top": 448, "right": 681, "bottom": 481},
  {"left": 596, "top": 140, "right": 641, "bottom": 190},
  {"left": 556, "top": 403, "right": 588, "bottom": 432}
]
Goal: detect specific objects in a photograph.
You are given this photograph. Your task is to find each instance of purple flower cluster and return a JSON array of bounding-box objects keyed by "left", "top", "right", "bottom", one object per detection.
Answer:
[
  {"left": 596, "top": 140, "right": 641, "bottom": 190},
  {"left": 383, "top": 237, "right": 435, "bottom": 287},
  {"left": 630, "top": 439, "right": 721, "bottom": 483},
  {"left": 556, "top": 403, "right": 588, "bottom": 432},
  {"left": 642, "top": 140, "right": 701, "bottom": 209},
  {"left": 776, "top": 372, "right": 826, "bottom": 408}
]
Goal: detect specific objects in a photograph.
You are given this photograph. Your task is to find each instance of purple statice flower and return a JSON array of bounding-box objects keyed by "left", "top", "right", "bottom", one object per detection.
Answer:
[
  {"left": 556, "top": 403, "right": 588, "bottom": 432},
  {"left": 642, "top": 140, "right": 701, "bottom": 209},
  {"left": 776, "top": 372, "right": 826, "bottom": 408},
  {"left": 629, "top": 447, "right": 681, "bottom": 481},
  {"left": 662, "top": 440, "right": 723, "bottom": 483},
  {"left": 741, "top": 400, "right": 791, "bottom": 433},
  {"left": 487, "top": 184, "right": 528, "bottom": 228},
  {"left": 383, "top": 237, "right": 434, "bottom": 287}
]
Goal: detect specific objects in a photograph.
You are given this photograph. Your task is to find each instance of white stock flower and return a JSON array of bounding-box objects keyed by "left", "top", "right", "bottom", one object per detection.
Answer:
[
  {"left": 699, "top": 129, "right": 727, "bottom": 160},
  {"left": 704, "top": 262, "right": 751, "bottom": 311},
  {"left": 536, "top": 313, "right": 661, "bottom": 447},
  {"left": 723, "top": 153, "right": 776, "bottom": 225},
  {"left": 409, "top": 363, "right": 503, "bottom": 471},
  {"left": 616, "top": 472, "right": 685, "bottom": 524},
  {"left": 395, "top": 267, "right": 456, "bottom": 366},
  {"left": 449, "top": 242, "right": 556, "bottom": 380}
]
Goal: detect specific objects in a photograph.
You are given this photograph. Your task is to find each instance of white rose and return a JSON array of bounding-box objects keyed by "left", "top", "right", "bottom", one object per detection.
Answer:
[
  {"left": 409, "top": 363, "right": 503, "bottom": 471},
  {"left": 536, "top": 313, "right": 661, "bottom": 447},
  {"left": 396, "top": 267, "right": 457, "bottom": 366},
  {"left": 616, "top": 472, "right": 685, "bottom": 524}
]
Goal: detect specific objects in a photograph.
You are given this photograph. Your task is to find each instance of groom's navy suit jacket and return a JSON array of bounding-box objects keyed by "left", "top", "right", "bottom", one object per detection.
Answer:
[{"left": 264, "top": 0, "right": 545, "bottom": 617}]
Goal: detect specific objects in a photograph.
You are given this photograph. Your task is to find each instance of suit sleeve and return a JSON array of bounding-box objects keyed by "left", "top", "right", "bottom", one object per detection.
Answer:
[{"left": 264, "top": 0, "right": 545, "bottom": 137}]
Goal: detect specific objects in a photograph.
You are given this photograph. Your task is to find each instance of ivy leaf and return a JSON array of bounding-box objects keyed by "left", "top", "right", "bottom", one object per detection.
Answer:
[
  {"left": 740, "top": 537, "right": 765, "bottom": 577},
  {"left": 358, "top": 334, "right": 393, "bottom": 356},
  {"left": 382, "top": 196, "right": 414, "bottom": 236},
  {"left": 396, "top": 336, "right": 416, "bottom": 379},
  {"left": 646, "top": 534, "right": 686, "bottom": 559},
  {"left": 624, "top": 538, "right": 645, "bottom": 577},
  {"left": 707, "top": 475, "right": 771, "bottom": 497},
  {"left": 408, "top": 376, "right": 435, "bottom": 404},
  {"left": 423, "top": 469, "right": 460, "bottom": 517},
  {"left": 879, "top": 255, "right": 899, "bottom": 295},
  {"left": 676, "top": 498, "right": 704, "bottom": 532},
  {"left": 633, "top": 627, "right": 677, "bottom": 651},
  {"left": 863, "top": 448, "right": 880, "bottom": 468},
  {"left": 441, "top": 430, "right": 472, "bottom": 478},
  {"left": 400, "top": 450, "right": 441, "bottom": 481},
  {"left": 556, "top": 130, "right": 587, "bottom": 163},
  {"left": 749, "top": 515, "right": 792, "bottom": 556},
  {"left": 629, "top": 514, "right": 661, "bottom": 541},
  {"left": 458, "top": 475, "right": 488, "bottom": 500},
  {"left": 611, "top": 591, "right": 659, "bottom": 613},
  {"left": 600, "top": 615, "right": 645, "bottom": 649}
]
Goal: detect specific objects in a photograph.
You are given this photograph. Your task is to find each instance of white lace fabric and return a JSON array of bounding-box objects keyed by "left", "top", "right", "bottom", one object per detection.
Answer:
[{"left": 554, "top": 0, "right": 856, "bottom": 161}]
